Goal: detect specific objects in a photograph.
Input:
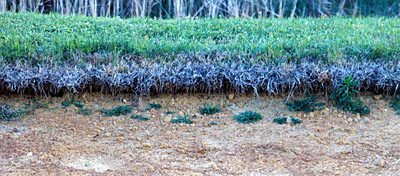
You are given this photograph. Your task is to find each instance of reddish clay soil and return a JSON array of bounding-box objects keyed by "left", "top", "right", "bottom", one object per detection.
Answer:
[{"left": 1, "top": 93, "right": 400, "bottom": 175}]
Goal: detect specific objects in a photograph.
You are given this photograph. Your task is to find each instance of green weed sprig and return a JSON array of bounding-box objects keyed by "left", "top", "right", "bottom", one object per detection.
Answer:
[
  {"left": 200, "top": 104, "right": 221, "bottom": 115},
  {"left": 285, "top": 92, "right": 324, "bottom": 113},
  {"left": 171, "top": 114, "right": 193, "bottom": 124},
  {"left": 131, "top": 114, "right": 150, "bottom": 121},
  {"left": 330, "top": 76, "right": 370, "bottom": 116},
  {"left": 234, "top": 111, "right": 263, "bottom": 124},
  {"left": 0, "top": 104, "right": 26, "bottom": 121},
  {"left": 100, "top": 105, "right": 132, "bottom": 117},
  {"left": 390, "top": 96, "right": 400, "bottom": 115}
]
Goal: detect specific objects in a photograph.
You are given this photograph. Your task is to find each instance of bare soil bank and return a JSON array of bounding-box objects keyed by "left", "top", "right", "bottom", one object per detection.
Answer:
[{"left": 1, "top": 93, "right": 400, "bottom": 175}]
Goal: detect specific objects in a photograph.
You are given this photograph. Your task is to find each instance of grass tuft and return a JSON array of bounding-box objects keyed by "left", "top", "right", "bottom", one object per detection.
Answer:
[
  {"left": 149, "top": 103, "right": 162, "bottom": 109},
  {"left": 210, "top": 121, "right": 218, "bottom": 125},
  {"left": 100, "top": 105, "right": 132, "bottom": 117},
  {"left": 61, "top": 97, "right": 85, "bottom": 108},
  {"left": 165, "top": 110, "right": 175, "bottom": 115},
  {"left": 390, "top": 96, "right": 400, "bottom": 115},
  {"left": 24, "top": 98, "right": 53, "bottom": 110},
  {"left": 273, "top": 117, "right": 287, "bottom": 124},
  {"left": 144, "top": 103, "right": 162, "bottom": 111},
  {"left": 290, "top": 117, "right": 303, "bottom": 125},
  {"left": 330, "top": 76, "right": 370, "bottom": 116},
  {"left": 0, "top": 104, "right": 25, "bottom": 121},
  {"left": 200, "top": 104, "right": 221, "bottom": 115},
  {"left": 273, "top": 116, "right": 302, "bottom": 125},
  {"left": 76, "top": 108, "right": 92, "bottom": 116},
  {"left": 285, "top": 93, "right": 324, "bottom": 113},
  {"left": 234, "top": 111, "right": 263, "bottom": 124},
  {"left": 171, "top": 114, "right": 193, "bottom": 124},
  {"left": 131, "top": 114, "right": 150, "bottom": 121}
]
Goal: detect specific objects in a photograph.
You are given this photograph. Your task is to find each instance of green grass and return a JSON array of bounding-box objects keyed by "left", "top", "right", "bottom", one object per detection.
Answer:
[
  {"left": 273, "top": 117, "right": 288, "bottom": 124},
  {"left": 144, "top": 103, "right": 162, "bottom": 111},
  {"left": 200, "top": 104, "right": 221, "bottom": 115},
  {"left": 330, "top": 76, "right": 370, "bottom": 116},
  {"left": 24, "top": 98, "right": 53, "bottom": 110},
  {"left": 61, "top": 97, "right": 84, "bottom": 108},
  {"left": 171, "top": 114, "right": 193, "bottom": 124},
  {"left": 148, "top": 103, "right": 162, "bottom": 110},
  {"left": 285, "top": 93, "right": 324, "bottom": 113},
  {"left": 0, "top": 104, "right": 24, "bottom": 121},
  {"left": 273, "top": 116, "right": 302, "bottom": 125},
  {"left": 234, "top": 111, "right": 263, "bottom": 124},
  {"left": 210, "top": 121, "right": 218, "bottom": 125},
  {"left": 390, "top": 96, "right": 400, "bottom": 115},
  {"left": 131, "top": 114, "right": 150, "bottom": 121},
  {"left": 99, "top": 105, "right": 132, "bottom": 117},
  {"left": 76, "top": 108, "right": 92, "bottom": 116},
  {"left": 1, "top": 12, "right": 399, "bottom": 64},
  {"left": 165, "top": 110, "right": 175, "bottom": 115},
  {"left": 62, "top": 97, "right": 92, "bottom": 115}
]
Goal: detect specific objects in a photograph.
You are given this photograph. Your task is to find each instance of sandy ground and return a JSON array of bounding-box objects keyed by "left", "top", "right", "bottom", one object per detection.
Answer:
[{"left": 1, "top": 93, "right": 400, "bottom": 175}]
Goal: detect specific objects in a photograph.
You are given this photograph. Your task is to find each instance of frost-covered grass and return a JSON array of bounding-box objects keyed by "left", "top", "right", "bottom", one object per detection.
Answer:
[{"left": 1, "top": 12, "right": 399, "bottom": 64}]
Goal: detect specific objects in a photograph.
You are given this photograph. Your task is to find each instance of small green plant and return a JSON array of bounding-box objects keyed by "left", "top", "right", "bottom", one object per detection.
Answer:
[
  {"left": 77, "top": 108, "right": 92, "bottom": 116},
  {"left": 131, "top": 114, "right": 150, "bottom": 121},
  {"left": 234, "top": 111, "right": 263, "bottom": 124},
  {"left": 171, "top": 114, "right": 193, "bottom": 124},
  {"left": 73, "top": 101, "right": 85, "bottom": 108},
  {"left": 390, "top": 96, "right": 400, "bottom": 115},
  {"left": 273, "top": 117, "right": 287, "bottom": 124},
  {"left": 0, "top": 104, "right": 23, "bottom": 121},
  {"left": 200, "top": 104, "right": 221, "bottom": 115},
  {"left": 61, "top": 99, "right": 73, "bottom": 108},
  {"left": 61, "top": 97, "right": 84, "bottom": 108},
  {"left": 165, "top": 110, "right": 175, "bottom": 115},
  {"left": 273, "top": 116, "right": 302, "bottom": 125},
  {"left": 290, "top": 117, "right": 302, "bottom": 125},
  {"left": 285, "top": 92, "right": 324, "bottom": 113},
  {"left": 149, "top": 103, "right": 162, "bottom": 109},
  {"left": 210, "top": 121, "right": 218, "bottom": 125},
  {"left": 100, "top": 105, "right": 132, "bottom": 117},
  {"left": 330, "top": 76, "right": 370, "bottom": 116},
  {"left": 144, "top": 103, "right": 162, "bottom": 111},
  {"left": 62, "top": 97, "right": 92, "bottom": 115},
  {"left": 24, "top": 98, "right": 53, "bottom": 110}
]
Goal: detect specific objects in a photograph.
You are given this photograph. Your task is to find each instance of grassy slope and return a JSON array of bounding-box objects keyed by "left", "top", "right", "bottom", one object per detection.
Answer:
[{"left": 1, "top": 12, "right": 400, "bottom": 64}]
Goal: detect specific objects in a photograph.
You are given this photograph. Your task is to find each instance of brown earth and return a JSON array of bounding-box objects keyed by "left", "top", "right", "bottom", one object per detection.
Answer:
[{"left": 0, "top": 93, "right": 400, "bottom": 175}]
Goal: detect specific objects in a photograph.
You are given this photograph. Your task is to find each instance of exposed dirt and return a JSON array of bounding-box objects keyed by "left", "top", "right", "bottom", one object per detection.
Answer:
[{"left": 1, "top": 93, "right": 400, "bottom": 175}]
